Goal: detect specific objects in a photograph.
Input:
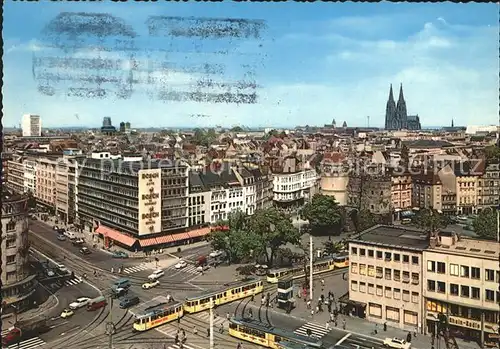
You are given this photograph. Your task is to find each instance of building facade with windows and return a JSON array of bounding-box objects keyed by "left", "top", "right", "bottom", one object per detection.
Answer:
[
  {"left": 76, "top": 158, "right": 190, "bottom": 250},
  {"left": 348, "top": 225, "right": 427, "bottom": 332},
  {"left": 423, "top": 232, "right": 499, "bottom": 345},
  {"left": 6, "top": 157, "right": 25, "bottom": 194},
  {"left": 477, "top": 161, "right": 499, "bottom": 212},
  {"left": 35, "top": 156, "right": 58, "bottom": 209},
  {"left": 1, "top": 189, "right": 37, "bottom": 314},
  {"left": 21, "top": 114, "right": 42, "bottom": 137},
  {"left": 412, "top": 173, "right": 442, "bottom": 211}
]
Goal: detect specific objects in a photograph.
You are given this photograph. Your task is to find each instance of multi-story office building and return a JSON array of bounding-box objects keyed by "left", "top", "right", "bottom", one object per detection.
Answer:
[
  {"left": 389, "top": 171, "right": 412, "bottom": 211},
  {"left": 1, "top": 189, "right": 37, "bottom": 313},
  {"left": 412, "top": 173, "right": 442, "bottom": 211},
  {"left": 423, "top": 232, "right": 499, "bottom": 345},
  {"left": 21, "top": 114, "right": 42, "bottom": 137},
  {"left": 188, "top": 171, "right": 211, "bottom": 228},
  {"left": 6, "top": 156, "right": 25, "bottom": 194},
  {"left": 439, "top": 162, "right": 482, "bottom": 215},
  {"left": 272, "top": 166, "right": 318, "bottom": 208},
  {"left": 55, "top": 154, "right": 80, "bottom": 224},
  {"left": 251, "top": 166, "right": 273, "bottom": 211},
  {"left": 348, "top": 225, "right": 427, "bottom": 332},
  {"left": 23, "top": 157, "right": 37, "bottom": 195},
  {"left": 76, "top": 158, "right": 189, "bottom": 250},
  {"left": 2, "top": 153, "right": 13, "bottom": 185},
  {"left": 477, "top": 161, "right": 499, "bottom": 212},
  {"left": 36, "top": 156, "right": 58, "bottom": 209}
]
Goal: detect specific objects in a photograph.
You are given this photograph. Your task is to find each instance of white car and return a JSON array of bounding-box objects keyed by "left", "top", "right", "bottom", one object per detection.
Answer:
[
  {"left": 142, "top": 280, "right": 160, "bottom": 289},
  {"left": 383, "top": 337, "right": 411, "bottom": 349},
  {"left": 175, "top": 260, "right": 187, "bottom": 269},
  {"left": 69, "top": 297, "right": 91, "bottom": 310},
  {"left": 148, "top": 270, "right": 165, "bottom": 280},
  {"left": 209, "top": 250, "right": 223, "bottom": 258}
]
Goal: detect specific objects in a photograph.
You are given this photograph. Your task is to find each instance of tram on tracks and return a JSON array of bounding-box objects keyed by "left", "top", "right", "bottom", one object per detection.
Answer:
[
  {"left": 229, "top": 317, "right": 324, "bottom": 349},
  {"left": 266, "top": 253, "right": 349, "bottom": 284},
  {"left": 132, "top": 277, "right": 263, "bottom": 331}
]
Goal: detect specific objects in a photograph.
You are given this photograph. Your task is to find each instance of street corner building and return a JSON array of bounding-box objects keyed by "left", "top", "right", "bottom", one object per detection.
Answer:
[
  {"left": 75, "top": 156, "right": 208, "bottom": 251},
  {"left": 346, "top": 224, "right": 500, "bottom": 346},
  {"left": 1, "top": 189, "right": 38, "bottom": 314}
]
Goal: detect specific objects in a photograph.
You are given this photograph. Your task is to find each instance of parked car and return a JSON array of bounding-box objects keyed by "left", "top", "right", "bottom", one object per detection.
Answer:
[
  {"left": 60, "top": 309, "right": 74, "bottom": 319},
  {"left": 112, "top": 287, "right": 129, "bottom": 299},
  {"left": 57, "top": 234, "right": 66, "bottom": 241},
  {"left": 80, "top": 247, "right": 91, "bottom": 255},
  {"left": 69, "top": 297, "right": 91, "bottom": 310},
  {"left": 383, "top": 337, "right": 411, "bottom": 349},
  {"left": 142, "top": 280, "right": 160, "bottom": 289},
  {"left": 72, "top": 238, "right": 85, "bottom": 246},
  {"left": 209, "top": 250, "right": 223, "bottom": 258},
  {"left": 175, "top": 260, "right": 187, "bottom": 269},
  {"left": 63, "top": 231, "right": 76, "bottom": 240},
  {"left": 119, "top": 295, "right": 140, "bottom": 309},
  {"left": 147, "top": 270, "right": 165, "bottom": 280},
  {"left": 112, "top": 251, "right": 129, "bottom": 259}
]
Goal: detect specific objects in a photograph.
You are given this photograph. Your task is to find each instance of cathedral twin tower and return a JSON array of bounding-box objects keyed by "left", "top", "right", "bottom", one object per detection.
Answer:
[{"left": 384, "top": 84, "right": 421, "bottom": 130}]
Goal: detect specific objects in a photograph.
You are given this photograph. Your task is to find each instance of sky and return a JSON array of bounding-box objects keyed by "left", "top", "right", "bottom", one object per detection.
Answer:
[{"left": 3, "top": 2, "right": 499, "bottom": 129}]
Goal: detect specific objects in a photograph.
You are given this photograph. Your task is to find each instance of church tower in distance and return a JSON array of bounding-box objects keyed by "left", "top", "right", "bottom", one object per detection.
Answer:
[{"left": 384, "top": 83, "right": 421, "bottom": 131}]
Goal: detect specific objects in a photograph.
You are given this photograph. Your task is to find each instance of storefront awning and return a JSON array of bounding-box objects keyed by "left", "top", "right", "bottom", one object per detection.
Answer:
[
  {"left": 139, "top": 238, "right": 158, "bottom": 247},
  {"left": 188, "top": 227, "right": 210, "bottom": 238},
  {"left": 156, "top": 235, "right": 173, "bottom": 244},
  {"left": 96, "top": 226, "right": 137, "bottom": 247},
  {"left": 171, "top": 233, "right": 190, "bottom": 242}
]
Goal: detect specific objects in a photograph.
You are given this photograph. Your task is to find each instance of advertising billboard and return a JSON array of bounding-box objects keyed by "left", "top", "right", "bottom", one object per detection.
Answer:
[{"left": 138, "top": 169, "right": 162, "bottom": 236}]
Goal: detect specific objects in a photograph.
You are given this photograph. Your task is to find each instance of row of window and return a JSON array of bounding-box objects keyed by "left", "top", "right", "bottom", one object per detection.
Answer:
[
  {"left": 351, "top": 281, "right": 419, "bottom": 303},
  {"left": 427, "top": 280, "right": 499, "bottom": 303},
  {"left": 368, "top": 303, "right": 418, "bottom": 326},
  {"left": 351, "top": 247, "right": 420, "bottom": 265},
  {"left": 427, "top": 261, "right": 499, "bottom": 282},
  {"left": 351, "top": 263, "right": 419, "bottom": 283},
  {"left": 426, "top": 300, "right": 498, "bottom": 324}
]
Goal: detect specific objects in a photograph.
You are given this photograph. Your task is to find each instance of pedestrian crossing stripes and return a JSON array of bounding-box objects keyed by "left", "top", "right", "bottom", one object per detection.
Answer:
[
  {"left": 194, "top": 312, "right": 227, "bottom": 327},
  {"left": 123, "top": 263, "right": 149, "bottom": 274},
  {"left": 294, "top": 322, "right": 331, "bottom": 339},
  {"left": 166, "top": 343, "right": 197, "bottom": 349},
  {"left": 6, "top": 336, "right": 46, "bottom": 349},
  {"left": 64, "top": 277, "right": 83, "bottom": 286},
  {"left": 165, "top": 264, "right": 199, "bottom": 275}
]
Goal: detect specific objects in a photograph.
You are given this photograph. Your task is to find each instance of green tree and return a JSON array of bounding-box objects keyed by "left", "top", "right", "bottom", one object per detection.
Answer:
[
  {"left": 484, "top": 145, "right": 500, "bottom": 162},
  {"left": 230, "top": 126, "right": 244, "bottom": 132},
  {"left": 350, "top": 209, "right": 378, "bottom": 233},
  {"left": 247, "top": 207, "right": 300, "bottom": 266},
  {"left": 323, "top": 240, "right": 343, "bottom": 256},
  {"left": 301, "top": 194, "right": 343, "bottom": 236},
  {"left": 208, "top": 211, "right": 258, "bottom": 264},
  {"left": 473, "top": 208, "right": 498, "bottom": 240},
  {"left": 412, "top": 208, "right": 450, "bottom": 232},
  {"left": 26, "top": 191, "right": 37, "bottom": 209}
]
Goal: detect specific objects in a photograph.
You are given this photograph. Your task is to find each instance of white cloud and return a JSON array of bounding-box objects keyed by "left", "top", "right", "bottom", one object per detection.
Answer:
[{"left": 5, "top": 38, "right": 43, "bottom": 54}]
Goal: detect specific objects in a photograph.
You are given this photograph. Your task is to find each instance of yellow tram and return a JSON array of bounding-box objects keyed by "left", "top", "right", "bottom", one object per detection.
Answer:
[
  {"left": 266, "top": 253, "right": 349, "bottom": 284},
  {"left": 133, "top": 301, "right": 183, "bottom": 331},
  {"left": 228, "top": 317, "right": 323, "bottom": 349},
  {"left": 184, "top": 277, "right": 264, "bottom": 313}
]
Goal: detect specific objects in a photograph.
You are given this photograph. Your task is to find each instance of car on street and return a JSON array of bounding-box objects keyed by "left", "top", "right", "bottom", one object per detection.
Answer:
[
  {"left": 60, "top": 309, "right": 74, "bottom": 319},
  {"left": 383, "top": 337, "right": 411, "bottom": 349},
  {"left": 147, "top": 269, "right": 165, "bottom": 280},
  {"left": 175, "top": 260, "right": 187, "bottom": 269},
  {"left": 196, "top": 264, "right": 210, "bottom": 272},
  {"left": 209, "top": 250, "right": 223, "bottom": 258},
  {"left": 72, "top": 238, "right": 85, "bottom": 246},
  {"left": 142, "top": 280, "right": 160, "bottom": 289},
  {"left": 112, "top": 287, "right": 129, "bottom": 298},
  {"left": 57, "top": 234, "right": 66, "bottom": 241},
  {"left": 69, "top": 297, "right": 91, "bottom": 310},
  {"left": 112, "top": 251, "right": 129, "bottom": 259},
  {"left": 80, "top": 247, "right": 91, "bottom": 255}
]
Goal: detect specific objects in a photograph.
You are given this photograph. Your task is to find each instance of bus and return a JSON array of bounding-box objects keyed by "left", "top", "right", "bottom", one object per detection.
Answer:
[
  {"left": 228, "top": 317, "right": 323, "bottom": 349},
  {"left": 183, "top": 277, "right": 264, "bottom": 313},
  {"left": 266, "top": 255, "right": 348, "bottom": 284},
  {"left": 133, "top": 301, "right": 183, "bottom": 332}
]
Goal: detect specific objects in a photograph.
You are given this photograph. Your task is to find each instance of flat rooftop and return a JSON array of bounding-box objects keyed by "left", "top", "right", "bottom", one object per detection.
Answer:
[
  {"left": 432, "top": 237, "right": 499, "bottom": 260},
  {"left": 350, "top": 225, "right": 430, "bottom": 251}
]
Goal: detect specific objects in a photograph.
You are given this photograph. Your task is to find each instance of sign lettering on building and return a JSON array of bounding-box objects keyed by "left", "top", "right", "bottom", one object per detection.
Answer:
[{"left": 138, "top": 169, "right": 162, "bottom": 236}]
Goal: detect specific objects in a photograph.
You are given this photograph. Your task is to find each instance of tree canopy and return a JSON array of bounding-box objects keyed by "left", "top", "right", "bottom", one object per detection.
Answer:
[
  {"left": 230, "top": 126, "right": 244, "bottom": 132},
  {"left": 484, "top": 145, "right": 500, "bottom": 162},
  {"left": 473, "top": 208, "right": 498, "bottom": 240},
  {"left": 350, "top": 209, "right": 378, "bottom": 233},
  {"left": 191, "top": 128, "right": 217, "bottom": 147},
  {"left": 301, "top": 194, "right": 343, "bottom": 236},
  {"left": 412, "top": 208, "right": 450, "bottom": 232},
  {"left": 208, "top": 208, "right": 300, "bottom": 266}
]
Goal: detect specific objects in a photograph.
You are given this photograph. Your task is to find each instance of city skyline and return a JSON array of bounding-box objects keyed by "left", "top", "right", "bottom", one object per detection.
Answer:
[{"left": 3, "top": 2, "right": 498, "bottom": 129}]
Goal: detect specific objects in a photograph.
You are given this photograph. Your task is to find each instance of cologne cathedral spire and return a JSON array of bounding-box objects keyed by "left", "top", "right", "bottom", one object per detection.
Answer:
[{"left": 385, "top": 84, "right": 397, "bottom": 129}]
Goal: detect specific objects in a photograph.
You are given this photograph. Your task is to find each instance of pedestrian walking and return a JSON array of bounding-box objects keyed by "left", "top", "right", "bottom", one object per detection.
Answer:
[
  {"left": 206, "top": 328, "right": 210, "bottom": 337},
  {"left": 329, "top": 313, "right": 334, "bottom": 322},
  {"left": 219, "top": 323, "right": 224, "bottom": 334},
  {"left": 307, "top": 300, "right": 311, "bottom": 309},
  {"left": 193, "top": 326, "right": 197, "bottom": 335},
  {"left": 310, "top": 309, "right": 314, "bottom": 317},
  {"left": 342, "top": 319, "right": 346, "bottom": 330},
  {"left": 325, "top": 322, "right": 330, "bottom": 330}
]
